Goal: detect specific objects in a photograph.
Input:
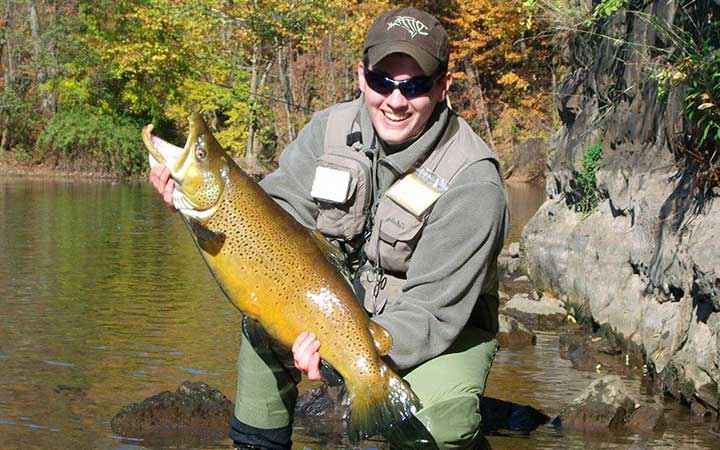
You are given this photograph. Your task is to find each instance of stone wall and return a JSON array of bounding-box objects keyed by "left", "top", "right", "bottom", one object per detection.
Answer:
[{"left": 522, "top": 0, "right": 719, "bottom": 412}]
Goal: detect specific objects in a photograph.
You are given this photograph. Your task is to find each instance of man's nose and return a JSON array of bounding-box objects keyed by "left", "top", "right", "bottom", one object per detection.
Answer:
[{"left": 385, "top": 87, "right": 409, "bottom": 109}]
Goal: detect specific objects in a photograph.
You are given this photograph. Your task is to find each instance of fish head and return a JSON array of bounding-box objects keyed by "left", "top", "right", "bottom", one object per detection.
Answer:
[{"left": 143, "top": 113, "right": 231, "bottom": 216}]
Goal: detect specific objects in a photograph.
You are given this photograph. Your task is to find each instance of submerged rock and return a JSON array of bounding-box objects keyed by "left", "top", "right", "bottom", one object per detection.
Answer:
[
  {"left": 497, "top": 314, "right": 537, "bottom": 349},
  {"left": 553, "top": 375, "right": 638, "bottom": 432},
  {"left": 111, "top": 381, "right": 233, "bottom": 442},
  {"left": 625, "top": 404, "right": 667, "bottom": 434},
  {"left": 501, "top": 293, "right": 567, "bottom": 331}
]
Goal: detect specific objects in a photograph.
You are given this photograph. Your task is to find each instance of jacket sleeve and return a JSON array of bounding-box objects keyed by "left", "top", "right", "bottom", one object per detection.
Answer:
[
  {"left": 371, "top": 160, "right": 508, "bottom": 369},
  {"left": 258, "top": 110, "right": 330, "bottom": 228}
]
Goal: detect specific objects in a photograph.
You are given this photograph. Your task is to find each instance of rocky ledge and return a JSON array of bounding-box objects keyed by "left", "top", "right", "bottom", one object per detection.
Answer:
[{"left": 522, "top": 0, "right": 719, "bottom": 414}]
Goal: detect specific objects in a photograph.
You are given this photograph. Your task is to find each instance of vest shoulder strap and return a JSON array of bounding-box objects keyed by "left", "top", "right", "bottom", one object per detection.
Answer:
[{"left": 323, "top": 101, "right": 362, "bottom": 153}]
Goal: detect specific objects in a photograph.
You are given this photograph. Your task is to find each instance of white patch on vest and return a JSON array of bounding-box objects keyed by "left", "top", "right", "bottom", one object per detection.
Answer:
[
  {"left": 311, "top": 166, "right": 352, "bottom": 204},
  {"left": 386, "top": 16, "right": 429, "bottom": 38},
  {"left": 386, "top": 173, "right": 442, "bottom": 217}
]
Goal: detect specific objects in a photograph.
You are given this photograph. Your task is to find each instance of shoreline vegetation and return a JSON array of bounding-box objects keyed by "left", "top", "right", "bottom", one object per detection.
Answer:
[{"left": 1, "top": 1, "right": 556, "bottom": 179}]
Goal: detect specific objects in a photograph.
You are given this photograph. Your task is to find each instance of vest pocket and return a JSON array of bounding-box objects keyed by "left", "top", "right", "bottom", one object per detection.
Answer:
[
  {"left": 314, "top": 148, "right": 371, "bottom": 241},
  {"left": 365, "top": 196, "right": 426, "bottom": 274}
]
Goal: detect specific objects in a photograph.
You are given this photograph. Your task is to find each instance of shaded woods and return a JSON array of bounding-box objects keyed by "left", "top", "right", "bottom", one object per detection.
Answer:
[{"left": 0, "top": 0, "right": 556, "bottom": 177}]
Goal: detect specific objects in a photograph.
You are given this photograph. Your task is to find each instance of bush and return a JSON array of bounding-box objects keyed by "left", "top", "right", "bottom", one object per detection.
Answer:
[
  {"left": 37, "top": 108, "right": 147, "bottom": 177},
  {"left": 575, "top": 143, "right": 604, "bottom": 213}
]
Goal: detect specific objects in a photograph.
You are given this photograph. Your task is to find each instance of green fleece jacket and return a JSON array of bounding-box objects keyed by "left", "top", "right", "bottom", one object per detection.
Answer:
[{"left": 259, "top": 97, "right": 508, "bottom": 370}]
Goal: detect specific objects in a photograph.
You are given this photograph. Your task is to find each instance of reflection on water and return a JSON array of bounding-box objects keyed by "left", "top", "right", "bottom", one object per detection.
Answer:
[
  {"left": 505, "top": 181, "right": 546, "bottom": 244},
  {"left": 0, "top": 176, "right": 714, "bottom": 450}
]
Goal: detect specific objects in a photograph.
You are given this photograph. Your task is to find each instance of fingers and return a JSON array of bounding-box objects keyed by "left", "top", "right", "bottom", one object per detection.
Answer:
[
  {"left": 292, "top": 332, "right": 322, "bottom": 381},
  {"left": 148, "top": 164, "right": 176, "bottom": 210}
]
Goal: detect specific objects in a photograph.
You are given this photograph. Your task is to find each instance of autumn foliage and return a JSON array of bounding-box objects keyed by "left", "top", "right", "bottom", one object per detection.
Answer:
[{"left": 0, "top": 0, "right": 556, "bottom": 176}]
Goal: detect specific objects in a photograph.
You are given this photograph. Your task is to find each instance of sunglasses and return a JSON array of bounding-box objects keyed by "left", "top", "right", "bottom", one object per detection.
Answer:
[{"left": 362, "top": 64, "right": 442, "bottom": 98}]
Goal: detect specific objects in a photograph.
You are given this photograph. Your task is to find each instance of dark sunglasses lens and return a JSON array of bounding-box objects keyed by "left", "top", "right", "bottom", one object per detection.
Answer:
[
  {"left": 364, "top": 67, "right": 435, "bottom": 98},
  {"left": 400, "top": 78, "right": 433, "bottom": 97},
  {"left": 365, "top": 71, "right": 394, "bottom": 95}
]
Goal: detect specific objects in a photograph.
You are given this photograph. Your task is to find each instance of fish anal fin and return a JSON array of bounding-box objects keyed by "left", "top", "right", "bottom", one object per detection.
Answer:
[{"left": 369, "top": 321, "right": 393, "bottom": 356}]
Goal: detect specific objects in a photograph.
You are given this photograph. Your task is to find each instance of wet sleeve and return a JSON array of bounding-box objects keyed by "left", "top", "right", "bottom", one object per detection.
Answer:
[
  {"left": 258, "top": 110, "right": 330, "bottom": 229},
  {"left": 371, "top": 160, "right": 508, "bottom": 370}
]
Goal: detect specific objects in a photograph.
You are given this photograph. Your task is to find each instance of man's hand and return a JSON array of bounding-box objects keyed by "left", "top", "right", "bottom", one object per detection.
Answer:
[
  {"left": 149, "top": 164, "right": 176, "bottom": 209},
  {"left": 292, "top": 332, "right": 322, "bottom": 381}
]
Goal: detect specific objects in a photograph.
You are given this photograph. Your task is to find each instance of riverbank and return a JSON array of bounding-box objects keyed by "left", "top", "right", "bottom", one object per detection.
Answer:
[{"left": 0, "top": 153, "right": 118, "bottom": 179}]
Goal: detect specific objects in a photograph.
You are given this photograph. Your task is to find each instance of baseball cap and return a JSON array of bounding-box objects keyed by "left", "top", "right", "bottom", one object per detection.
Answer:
[{"left": 363, "top": 7, "right": 449, "bottom": 77}]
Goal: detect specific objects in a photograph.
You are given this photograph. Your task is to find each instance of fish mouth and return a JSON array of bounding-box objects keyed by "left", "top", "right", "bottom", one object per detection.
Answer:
[{"left": 142, "top": 115, "right": 203, "bottom": 176}]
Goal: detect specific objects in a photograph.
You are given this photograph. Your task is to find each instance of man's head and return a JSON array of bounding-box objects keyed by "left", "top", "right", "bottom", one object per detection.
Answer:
[{"left": 359, "top": 7, "right": 451, "bottom": 145}]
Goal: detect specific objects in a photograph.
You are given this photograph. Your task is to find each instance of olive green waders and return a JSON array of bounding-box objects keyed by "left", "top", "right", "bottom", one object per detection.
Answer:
[{"left": 233, "top": 327, "right": 498, "bottom": 449}]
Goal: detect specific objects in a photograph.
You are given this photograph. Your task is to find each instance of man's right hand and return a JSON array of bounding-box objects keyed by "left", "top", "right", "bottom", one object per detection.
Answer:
[{"left": 149, "top": 164, "right": 176, "bottom": 210}]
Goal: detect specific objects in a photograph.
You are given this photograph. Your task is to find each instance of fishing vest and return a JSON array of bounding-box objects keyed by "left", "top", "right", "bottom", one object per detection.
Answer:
[{"left": 312, "top": 100, "right": 500, "bottom": 315}]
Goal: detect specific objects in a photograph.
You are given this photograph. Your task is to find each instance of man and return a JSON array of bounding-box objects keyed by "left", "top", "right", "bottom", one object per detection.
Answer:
[{"left": 151, "top": 7, "right": 508, "bottom": 450}]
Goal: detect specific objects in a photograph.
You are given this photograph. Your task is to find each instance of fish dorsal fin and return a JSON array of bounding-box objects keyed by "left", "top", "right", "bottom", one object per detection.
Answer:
[
  {"left": 310, "top": 230, "right": 346, "bottom": 270},
  {"left": 368, "top": 321, "right": 393, "bottom": 356}
]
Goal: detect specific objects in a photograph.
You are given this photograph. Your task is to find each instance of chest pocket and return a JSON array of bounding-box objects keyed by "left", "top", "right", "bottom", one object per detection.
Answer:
[
  {"left": 314, "top": 146, "right": 371, "bottom": 241},
  {"left": 364, "top": 195, "right": 426, "bottom": 274}
]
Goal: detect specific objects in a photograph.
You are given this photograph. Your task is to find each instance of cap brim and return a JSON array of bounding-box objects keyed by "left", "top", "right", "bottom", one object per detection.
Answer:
[{"left": 366, "top": 41, "right": 440, "bottom": 77}]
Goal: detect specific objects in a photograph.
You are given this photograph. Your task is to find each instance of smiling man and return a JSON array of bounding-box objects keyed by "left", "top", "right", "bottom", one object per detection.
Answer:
[{"left": 151, "top": 7, "right": 508, "bottom": 450}]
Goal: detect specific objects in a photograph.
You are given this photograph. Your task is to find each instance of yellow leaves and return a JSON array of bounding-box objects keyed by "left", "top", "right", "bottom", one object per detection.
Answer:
[{"left": 497, "top": 71, "right": 529, "bottom": 91}]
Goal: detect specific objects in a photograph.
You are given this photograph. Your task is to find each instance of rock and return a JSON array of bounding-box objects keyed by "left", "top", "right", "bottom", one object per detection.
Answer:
[
  {"left": 690, "top": 398, "right": 713, "bottom": 417},
  {"left": 521, "top": 0, "right": 720, "bottom": 411},
  {"left": 501, "top": 293, "right": 567, "bottom": 330},
  {"left": 625, "top": 404, "right": 667, "bottom": 433},
  {"left": 514, "top": 275, "right": 529, "bottom": 282},
  {"left": 111, "top": 381, "right": 233, "bottom": 443},
  {"left": 497, "top": 314, "right": 537, "bottom": 348},
  {"left": 498, "top": 253, "right": 523, "bottom": 275},
  {"left": 508, "top": 242, "right": 521, "bottom": 258},
  {"left": 553, "top": 375, "right": 638, "bottom": 432},
  {"left": 505, "top": 138, "right": 547, "bottom": 183}
]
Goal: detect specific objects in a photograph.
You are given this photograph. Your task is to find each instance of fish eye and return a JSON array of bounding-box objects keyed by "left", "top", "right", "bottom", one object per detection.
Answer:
[{"left": 195, "top": 137, "right": 207, "bottom": 160}]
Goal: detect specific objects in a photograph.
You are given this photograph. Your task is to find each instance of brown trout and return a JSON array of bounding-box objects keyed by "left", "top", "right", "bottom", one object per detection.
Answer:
[{"left": 142, "top": 113, "right": 421, "bottom": 442}]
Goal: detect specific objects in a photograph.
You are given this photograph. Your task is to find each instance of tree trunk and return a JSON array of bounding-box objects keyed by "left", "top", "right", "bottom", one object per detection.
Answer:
[
  {"left": 28, "top": 0, "right": 55, "bottom": 115},
  {"left": 277, "top": 42, "right": 295, "bottom": 143},
  {"left": 1, "top": 4, "right": 13, "bottom": 150},
  {"left": 245, "top": 42, "right": 260, "bottom": 171},
  {"left": 464, "top": 59, "right": 495, "bottom": 151}
]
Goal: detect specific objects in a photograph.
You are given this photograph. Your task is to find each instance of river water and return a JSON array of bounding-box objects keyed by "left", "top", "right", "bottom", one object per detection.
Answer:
[{"left": 0, "top": 176, "right": 714, "bottom": 449}]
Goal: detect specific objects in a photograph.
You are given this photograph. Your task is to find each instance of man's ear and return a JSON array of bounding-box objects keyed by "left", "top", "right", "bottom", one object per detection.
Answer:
[
  {"left": 439, "top": 71, "right": 452, "bottom": 102},
  {"left": 357, "top": 62, "right": 366, "bottom": 93}
]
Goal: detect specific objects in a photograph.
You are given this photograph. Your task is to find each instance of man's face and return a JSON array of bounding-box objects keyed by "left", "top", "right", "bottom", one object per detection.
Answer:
[{"left": 358, "top": 53, "right": 451, "bottom": 145}]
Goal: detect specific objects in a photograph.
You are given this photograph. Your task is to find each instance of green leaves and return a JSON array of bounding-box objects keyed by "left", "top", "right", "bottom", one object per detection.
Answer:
[{"left": 575, "top": 143, "right": 604, "bottom": 213}]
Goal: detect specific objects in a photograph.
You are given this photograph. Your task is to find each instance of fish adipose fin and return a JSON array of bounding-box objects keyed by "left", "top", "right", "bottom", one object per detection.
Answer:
[
  {"left": 346, "top": 365, "right": 422, "bottom": 443},
  {"left": 368, "top": 321, "right": 393, "bottom": 356}
]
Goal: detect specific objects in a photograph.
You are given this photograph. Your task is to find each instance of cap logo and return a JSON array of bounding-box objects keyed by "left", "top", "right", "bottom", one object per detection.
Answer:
[{"left": 386, "top": 16, "right": 428, "bottom": 38}]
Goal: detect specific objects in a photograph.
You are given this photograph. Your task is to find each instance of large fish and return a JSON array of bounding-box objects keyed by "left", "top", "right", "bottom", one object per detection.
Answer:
[{"left": 142, "top": 113, "right": 421, "bottom": 442}]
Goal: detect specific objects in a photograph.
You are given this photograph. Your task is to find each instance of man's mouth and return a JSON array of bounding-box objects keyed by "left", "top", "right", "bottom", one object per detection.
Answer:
[{"left": 383, "top": 111, "right": 411, "bottom": 122}]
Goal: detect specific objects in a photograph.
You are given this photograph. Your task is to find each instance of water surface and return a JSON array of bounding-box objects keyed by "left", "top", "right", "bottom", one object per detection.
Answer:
[{"left": 0, "top": 176, "right": 713, "bottom": 449}]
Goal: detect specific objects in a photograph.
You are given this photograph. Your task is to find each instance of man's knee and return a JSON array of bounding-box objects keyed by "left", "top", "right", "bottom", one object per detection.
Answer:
[{"left": 414, "top": 394, "right": 482, "bottom": 450}]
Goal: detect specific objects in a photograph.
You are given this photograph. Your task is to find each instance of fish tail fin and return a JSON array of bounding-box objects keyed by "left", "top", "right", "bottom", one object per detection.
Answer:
[{"left": 346, "top": 364, "right": 422, "bottom": 443}]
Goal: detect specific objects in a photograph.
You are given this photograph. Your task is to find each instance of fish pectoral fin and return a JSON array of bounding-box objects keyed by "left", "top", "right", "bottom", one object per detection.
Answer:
[
  {"left": 188, "top": 217, "right": 225, "bottom": 250},
  {"left": 369, "top": 321, "right": 393, "bottom": 356},
  {"left": 319, "top": 359, "right": 344, "bottom": 387}
]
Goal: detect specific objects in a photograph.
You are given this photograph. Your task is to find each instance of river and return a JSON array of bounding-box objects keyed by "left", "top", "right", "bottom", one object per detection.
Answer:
[{"left": 0, "top": 176, "right": 714, "bottom": 449}]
